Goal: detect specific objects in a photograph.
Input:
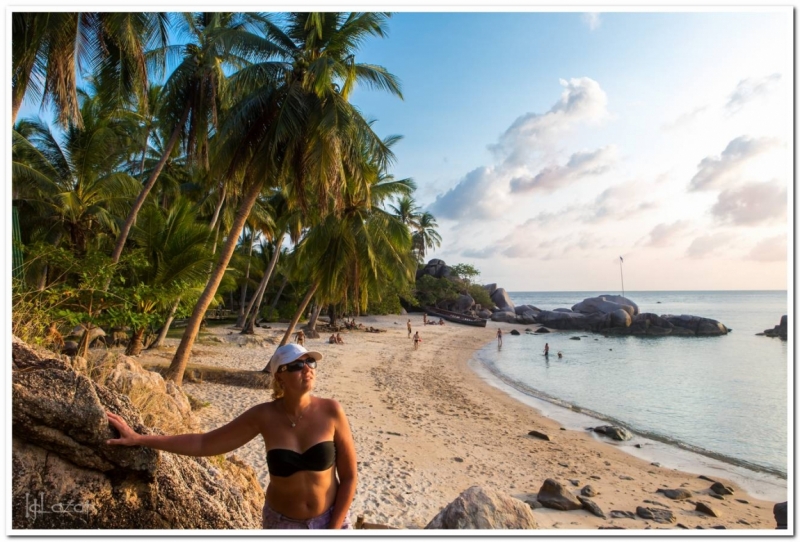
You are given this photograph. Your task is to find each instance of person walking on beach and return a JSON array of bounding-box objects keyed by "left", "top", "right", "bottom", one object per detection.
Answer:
[
  {"left": 295, "top": 330, "right": 305, "bottom": 346},
  {"left": 543, "top": 343, "right": 549, "bottom": 356},
  {"left": 106, "top": 344, "right": 357, "bottom": 529},
  {"left": 496, "top": 328, "right": 503, "bottom": 347},
  {"left": 407, "top": 319, "right": 412, "bottom": 338},
  {"left": 423, "top": 313, "right": 427, "bottom": 325},
  {"left": 413, "top": 331, "right": 421, "bottom": 350}
]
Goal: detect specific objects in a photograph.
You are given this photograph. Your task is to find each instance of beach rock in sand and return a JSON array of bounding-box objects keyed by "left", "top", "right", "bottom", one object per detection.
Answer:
[
  {"left": 510, "top": 330, "right": 521, "bottom": 336},
  {"left": 535, "top": 327, "right": 550, "bottom": 334},
  {"left": 491, "top": 310, "right": 517, "bottom": 324},
  {"left": 695, "top": 502, "right": 720, "bottom": 518},
  {"left": 11, "top": 337, "right": 263, "bottom": 529},
  {"left": 592, "top": 425, "right": 633, "bottom": 441},
  {"left": 656, "top": 488, "right": 693, "bottom": 500},
  {"left": 527, "top": 430, "right": 551, "bottom": 441},
  {"left": 581, "top": 485, "right": 597, "bottom": 497},
  {"left": 637, "top": 506, "right": 677, "bottom": 524},
  {"left": 490, "top": 288, "right": 515, "bottom": 312},
  {"left": 710, "top": 482, "right": 734, "bottom": 496},
  {"left": 577, "top": 496, "right": 606, "bottom": 519},
  {"left": 536, "top": 479, "right": 582, "bottom": 511},
  {"left": 454, "top": 294, "right": 475, "bottom": 312},
  {"left": 774, "top": 501, "right": 787, "bottom": 529},
  {"left": 425, "top": 486, "right": 537, "bottom": 529},
  {"left": 610, "top": 510, "right": 636, "bottom": 519}
]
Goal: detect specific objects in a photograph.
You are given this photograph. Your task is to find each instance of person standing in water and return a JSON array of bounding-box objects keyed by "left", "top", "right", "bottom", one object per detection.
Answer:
[
  {"left": 496, "top": 329, "right": 503, "bottom": 347},
  {"left": 543, "top": 343, "right": 550, "bottom": 356}
]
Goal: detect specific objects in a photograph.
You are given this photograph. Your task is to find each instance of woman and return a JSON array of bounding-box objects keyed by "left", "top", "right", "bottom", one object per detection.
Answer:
[
  {"left": 413, "top": 331, "right": 421, "bottom": 350},
  {"left": 106, "top": 344, "right": 357, "bottom": 529}
]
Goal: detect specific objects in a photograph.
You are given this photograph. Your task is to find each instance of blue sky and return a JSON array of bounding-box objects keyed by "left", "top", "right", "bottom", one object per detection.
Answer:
[{"left": 13, "top": 8, "right": 792, "bottom": 292}]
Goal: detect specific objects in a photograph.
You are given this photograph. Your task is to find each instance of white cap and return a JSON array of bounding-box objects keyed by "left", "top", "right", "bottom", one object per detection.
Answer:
[{"left": 268, "top": 344, "right": 323, "bottom": 376}]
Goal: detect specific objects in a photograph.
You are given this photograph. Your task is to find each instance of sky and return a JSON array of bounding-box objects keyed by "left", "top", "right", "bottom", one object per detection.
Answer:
[
  {"left": 10, "top": 7, "right": 793, "bottom": 292},
  {"left": 345, "top": 10, "right": 793, "bottom": 292}
]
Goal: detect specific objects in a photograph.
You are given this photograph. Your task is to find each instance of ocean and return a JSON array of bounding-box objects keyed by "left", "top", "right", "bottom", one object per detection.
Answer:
[{"left": 472, "top": 290, "right": 789, "bottom": 498}]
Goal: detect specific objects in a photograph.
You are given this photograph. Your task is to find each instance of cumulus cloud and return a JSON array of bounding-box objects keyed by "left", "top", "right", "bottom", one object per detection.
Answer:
[
  {"left": 583, "top": 181, "right": 657, "bottom": 223},
  {"left": 640, "top": 220, "right": 691, "bottom": 247},
  {"left": 685, "top": 233, "right": 736, "bottom": 259},
  {"left": 490, "top": 77, "right": 609, "bottom": 167},
  {"left": 689, "top": 135, "right": 777, "bottom": 191},
  {"left": 745, "top": 236, "right": 787, "bottom": 262},
  {"left": 711, "top": 180, "right": 787, "bottom": 226},
  {"left": 582, "top": 12, "right": 601, "bottom": 30},
  {"left": 427, "top": 166, "right": 508, "bottom": 221},
  {"left": 510, "top": 146, "right": 617, "bottom": 194},
  {"left": 726, "top": 73, "right": 781, "bottom": 113}
]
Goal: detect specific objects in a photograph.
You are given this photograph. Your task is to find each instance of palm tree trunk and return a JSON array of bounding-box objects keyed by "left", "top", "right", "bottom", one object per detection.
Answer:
[
  {"left": 106, "top": 103, "right": 190, "bottom": 289},
  {"left": 235, "top": 232, "right": 256, "bottom": 327},
  {"left": 265, "top": 276, "right": 288, "bottom": 322},
  {"left": 209, "top": 183, "right": 226, "bottom": 231},
  {"left": 125, "top": 328, "right": 145, "bottom": 356},
  {"left": 307, "top": 302, "right": 323, "bottom": 331},
  {"left": 165, "top": 179, "right": 265, "bottom": 386},
  {"left": 280, "top": 282, "right": 319, "bottom": 346},
  {"left": 241, "top": 235, "right": 284, "bottom": 334},
  {"left": 150, "top": 297, "right": 181, "bottom": 349}
]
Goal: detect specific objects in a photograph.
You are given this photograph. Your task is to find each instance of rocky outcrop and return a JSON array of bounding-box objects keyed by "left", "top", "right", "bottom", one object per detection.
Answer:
[
  {"left": 572, "top": 296, "right": 639, "bottom": 317},
  {"left": 491, "top": 310, "right": 518, "bottom": 323},
  {"left": 536, "top": 479, "right": 582, "bottom": 511},
  {"left": 416, "top": 259, "right": 455, "bottom": 281},
  {"left": 762, "top": 315, "right": 788, "bottom": 340},
  {"left": 591, "top": 425, "right": 633, "bottom": 441},
  {"left": 12, "top": 337, "right": 263, "bottom": 529},
  {"left": 490, "top": 288, "right": 515, "bottom": 312},
  {"left": 425, "top": 486, "right": 538, "bottom": 529},
  {"left": 774, "top": 501, "right": 787, "bottom": 529},
  {"left": 454, "top": 294, "right": 475, "bottom": 312}
]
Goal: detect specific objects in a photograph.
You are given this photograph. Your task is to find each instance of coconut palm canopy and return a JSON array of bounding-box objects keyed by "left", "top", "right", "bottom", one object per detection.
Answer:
[{"left": 12, "top": 11, "right": 443, "bottom": 386}]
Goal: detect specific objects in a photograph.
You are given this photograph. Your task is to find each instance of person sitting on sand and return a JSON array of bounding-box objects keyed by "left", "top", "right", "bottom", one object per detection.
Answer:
[
  {"left": 295, "top": 330, "right": 305, "bottom": 346},
  {"left": 497, "top": 329, "right": 503, "bottom": 347},
  {"left": 336, "top": 333, "right": 344, "bottom": 345},
  {"left": 543, "top": 343, "right": 549, "bottom": 356},
  {"left": 413, "top": 331, "right": 421, "bottom": 350},
  {"left": 407, "top": 319, "right": 412, "bottom": 338},
  {"left": 106, "top": 344, "right": 356, "bottom": 529},
  {"left": 328, "top": 334, "right": 337, "bottom": 344},
  {"left": 438, "top": 318, "right": 445, "bottom": 325}
]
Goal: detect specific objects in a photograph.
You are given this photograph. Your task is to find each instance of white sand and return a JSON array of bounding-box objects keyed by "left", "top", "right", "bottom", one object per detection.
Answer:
[{"left": 137, "top": 315, "right": 783, "bottom": 530}]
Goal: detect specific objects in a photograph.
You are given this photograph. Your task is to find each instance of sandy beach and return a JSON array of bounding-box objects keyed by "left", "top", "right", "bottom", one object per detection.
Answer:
[{"left": 137, "top": 314, "right": 783, "bottom": 530}]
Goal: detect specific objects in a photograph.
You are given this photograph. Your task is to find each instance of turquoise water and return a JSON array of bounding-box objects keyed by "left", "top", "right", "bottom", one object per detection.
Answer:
[{"left": 476, "top": 290, "right": 789, "bottom": 477}]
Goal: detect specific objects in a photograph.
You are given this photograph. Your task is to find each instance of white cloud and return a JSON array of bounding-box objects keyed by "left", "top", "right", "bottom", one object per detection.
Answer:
[
  {"left": 583, "top": 181, "right": 657, "bottom": 223},
  {"left": 662, "top": 105, "right": 709, "bottom": 131},
  {"left": 582, "top": 12, "right": 601, "bottom": 31},
  {"left": 509, "top": 145, "right": 617, "bottom": 194},
  {"left": 726, "top": 73, "right": 782, "bottom": 113},
  {"left": 685, "top": 232, "right": 736, "bottom": 259},
  {"left": 745, "top": 236, "right": 786, "bottom": 262},
  {"left": 640, "top": 220, "right": 692, "bottom": 248},
  {"left": 427, "top": 166, "right": 508, "bottom": 221},
  {"left": 489, "top": 77, "right": 610, "bottom": 167},
  {"left": 710, "top": 180, "right": 787, "bottom": 226},
  {"left": 688, "top": 135, "right": 777, "bottom": 191}
]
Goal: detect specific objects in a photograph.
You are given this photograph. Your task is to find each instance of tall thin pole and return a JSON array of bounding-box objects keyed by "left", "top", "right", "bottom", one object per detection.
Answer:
[{"left": 619, "top": 256, "right": 625, "bottom": 297}]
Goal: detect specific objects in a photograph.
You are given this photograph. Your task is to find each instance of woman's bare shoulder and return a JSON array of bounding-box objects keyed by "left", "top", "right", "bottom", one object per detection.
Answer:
[{"left": 314, "top": 396, "right": 345, "bottom": 415}]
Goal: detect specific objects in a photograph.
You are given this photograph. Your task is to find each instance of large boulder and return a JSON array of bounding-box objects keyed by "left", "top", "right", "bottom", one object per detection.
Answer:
[
  {"left": 517, "top": 311, "right": 539, "bottom": 325},
  {"left": 515, "top": 305, "right": 540, "bottom": 315},
  {"left": 536, "top": 479, "right": 582, "bottom": 511},
  {"left": 609, "top": 309, "right": 632, "bottom": 328},
  {"left": 477, "top": 309, "right": 493, "bottom": 319},
  {"left": 11, "top": 337, "right": 263, "bottom": 529},
  {"left": 571, "top": 296, "right": 638, "bottom": 317},
  {"left": 774, "top": 501, "right": 787, "bottom": 529},
  {"left": 663, "top": 315, "right": 727, "bottom": 336},
  {"left": 536, "top": 311, "right": 591, "bottom": 331},
  {"left": 490, "top": 288, "right": 515, "bottom": 312},
  {"left": 491, "top": 310, "right": 518, "bottom": 324},
  {"left": 762, "top": 315, "right": 788, "bottom": 340},
  {"left": 483, "top": 283, "right": 498, "bottom": 296},
  {"left": 453, "top": 294, "right": 475, "bottom": 312},
  {"left": 592, "top": 425, "right": 633, "bottom": 441},
  {"left": 426, "top": 486, "right": 537, "bottom": 529}
]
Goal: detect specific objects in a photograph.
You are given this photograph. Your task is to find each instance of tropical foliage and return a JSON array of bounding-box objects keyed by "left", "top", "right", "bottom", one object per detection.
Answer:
[{"left": 12, "top": 11, "right": 444, "bottom": 386}]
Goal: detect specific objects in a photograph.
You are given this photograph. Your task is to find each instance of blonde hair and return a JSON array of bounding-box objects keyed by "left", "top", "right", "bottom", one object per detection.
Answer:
[{"left": 270, "top": 373, "right": 284, "bottom": 399}]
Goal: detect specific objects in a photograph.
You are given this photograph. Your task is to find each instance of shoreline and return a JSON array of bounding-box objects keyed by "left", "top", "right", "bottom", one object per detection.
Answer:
[
  {"left": 469, "top": 351, "right": 787, "bottom": 503},
  {"left": 140, "top": 314, "right": 784, "bottom": 529}
]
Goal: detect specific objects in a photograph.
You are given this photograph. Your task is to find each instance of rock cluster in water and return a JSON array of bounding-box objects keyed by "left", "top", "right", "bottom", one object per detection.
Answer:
[{"left": 758, "top": 315, "right": 787, "bottom": 340}]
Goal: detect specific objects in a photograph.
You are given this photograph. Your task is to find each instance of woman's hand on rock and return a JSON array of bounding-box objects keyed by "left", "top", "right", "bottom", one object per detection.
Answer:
[{"left": 106, "top": 411, "right": 141, "bottom": 446}]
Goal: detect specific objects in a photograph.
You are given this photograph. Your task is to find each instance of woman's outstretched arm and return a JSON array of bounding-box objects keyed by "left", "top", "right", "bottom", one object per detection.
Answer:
[
  {"left": 328, "top": 400, "right": 357, "bottom": 529},
  {"left": 106, "top": 405, "right": 263, "bottom": 457}
]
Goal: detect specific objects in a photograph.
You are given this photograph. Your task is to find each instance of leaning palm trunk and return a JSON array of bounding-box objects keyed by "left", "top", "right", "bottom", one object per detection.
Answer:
[
  {"left": 235, "top": 236, "right": 256, "bottom": 327},
  {"left": 307, "top": 303, "right": 322, "bottom": 331},
  {"left": 279, "top": 282, "right": 319, "bottom": 347},
  {"left": 125, "top": 328, "right": 146, "bottom": 356},
  {"left": 105, "top": 104, "right": 191, "bottom": 290},
  {"left": 241, "top": 235, "right": 283, "bottom": 334},
  {"left": 150, "top": 297, "right": 181, "bottom": 349},
  {"left": 265, "top": 276, "right": 288, "bottom": 322},
  {"left": 166, "top": 179, "right": 265, "bottom": 386}
]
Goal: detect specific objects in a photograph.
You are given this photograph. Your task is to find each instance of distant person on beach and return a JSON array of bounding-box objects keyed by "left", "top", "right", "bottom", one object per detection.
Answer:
[
  {"left": 557, "top": 351, "right": 563, "bottom": 359},
  {"left": 413, "top": 331, "right": 421, "bottom": 350},
  {"left": 336, "top": 333, "right": 344, "bottom": 345},
  {"left": 544, "top": 343, "right": 549, "bottom": 356},
  {"left": 407, "top": 319, "right": 412, "bottom": 338},
  {"left": 496, "top": 329, "right": 503, "bottom": 346},
  {"left": 295, "top": 330, "right": 305, "bottom": 346},
  {"left": 328, "top": 334, "right": 337, "bottom": 344},
  {"left": 438, "top": 318, "right": 445, "bottom": 325},
  {"left": 423, "top": 313, "right": 427, "bottom": 325},
  {"left": 106, "top": 344, "right": 356, "bottom": 529}
]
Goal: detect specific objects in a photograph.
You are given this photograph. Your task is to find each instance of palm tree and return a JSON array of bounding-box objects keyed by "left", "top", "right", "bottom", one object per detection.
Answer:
[
  {"left": 12, "top": 12, "right": 168, "bottom": 127},
  {"left": 412, "top": 211, "right": 442, "bottom": 261},
  {"left": 166, "top": 12, "right": 403, "bottom": 385},
  {"left": 389, "top": 195, "right": 420, "bottom": 230}
]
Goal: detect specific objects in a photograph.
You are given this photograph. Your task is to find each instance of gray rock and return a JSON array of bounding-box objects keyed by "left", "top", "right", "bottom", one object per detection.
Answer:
[
  {"left": 490, "top": 288, "right": 515, "bottom": 312},
  {"left": 425, "top": 486, "right": 538, "bottom": 529},
  {"left": 656, "top": 488, "right": 693, "bottom": 500},
  {"left": 483, "top": 283, "right": 498, "bottom": 296},
  {"left": 536, "top": 310, "right": 591, "bottom": 331},
  {"left": 527, "top": 430, "right": 552, "bottom": 441},
  {"left": 774, "top": 501, "right": 787, "bottom": 529},
  {"left": 536, "top": 479, "right": 582, "bottom": 511},
  {"left": 710, "top": 482, "right": 734, "bottom": 495},
  {"left": 577, "top": 496, "right": 606, "bottom": 519},
  {"left": 491, "top": 310, "right": 518, "bottom": 323},
  {"left": 695, "top": 502, "right": 720, "bottom": 517},
  {"left": 636, "top": 506, "right": 677, "bottom": 524},
  {"left": 572, "top": 297, "right": 636, "bottom": 317},
  {"left": 534, "top": 327, "right": 551, "bottom": 334},
  {"left": 610, "top": 309, "right": 632, "bottom": 328},
  {"left": 477, "top": 309, "right": 492, "bottom": 319},
  {"left": 592, "top": 425, "right": 633, "bottom": 441},
  {"left": 610, "top": 510, "right": 635, "bottom": 519},
  {"left": 510, "top": 329, "right": 521, "bottom": 336},
  {"left": 454, "top": 294, "right": 475, "bottom": 312},
  {"left": 581, "top": 485, "right": 597, "bottom": 497},
  {"left": 515, "top": 304, "right": 540, "bottom": 315}
]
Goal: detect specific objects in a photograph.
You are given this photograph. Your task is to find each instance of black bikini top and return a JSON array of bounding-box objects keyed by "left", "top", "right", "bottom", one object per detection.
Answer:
[{"left": 266, "top": 441, "right": 336, "bottom": 477}]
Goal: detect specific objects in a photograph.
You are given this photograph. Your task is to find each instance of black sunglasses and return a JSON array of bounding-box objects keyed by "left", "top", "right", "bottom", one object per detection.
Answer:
[{"left": 277, "top": 358, "right": 317, "bottom": 373}]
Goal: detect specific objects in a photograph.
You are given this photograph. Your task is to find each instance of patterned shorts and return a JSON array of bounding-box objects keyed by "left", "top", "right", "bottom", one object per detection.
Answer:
[{"left": 262, "top": 501, "right": 353, "bottom": 529}]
